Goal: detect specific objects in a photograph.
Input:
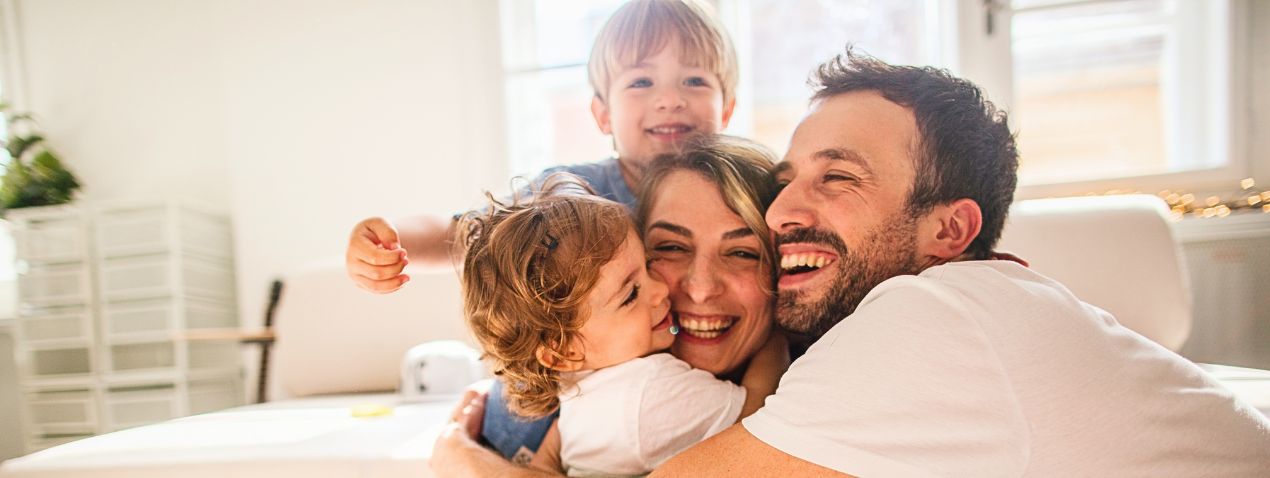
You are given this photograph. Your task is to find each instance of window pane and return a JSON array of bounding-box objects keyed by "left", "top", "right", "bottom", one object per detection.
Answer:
[
  {"left": 1012, "top": 0, "right": 1177, "bottom": 184},
  {"left": 742, "top": 0, "right": 931, "bottom": 154},
  {"left": 504, "top": 67, "right": 614, "bottom": 177}
]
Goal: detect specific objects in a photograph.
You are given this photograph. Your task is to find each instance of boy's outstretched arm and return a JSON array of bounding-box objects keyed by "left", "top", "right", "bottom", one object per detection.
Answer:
[
  {"left": 738, "top": 332, "right": 790, "bottom": 418},
  {"left": 346, "top": 214, "right": 460, "bottom": 293}
]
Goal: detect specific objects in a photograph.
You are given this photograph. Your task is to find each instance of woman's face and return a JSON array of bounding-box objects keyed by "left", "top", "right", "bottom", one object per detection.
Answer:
[{"left": 644, "top": 170, "right": 773, "bottom": 376}]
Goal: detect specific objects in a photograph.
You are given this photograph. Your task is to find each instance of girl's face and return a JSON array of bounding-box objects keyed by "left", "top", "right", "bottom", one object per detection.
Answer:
[
  {"left": 644, "top": 171, "right": 774, "bottom": 376},
  {"left": 573, "top": 229, "right": 675, "bottom": 370}
]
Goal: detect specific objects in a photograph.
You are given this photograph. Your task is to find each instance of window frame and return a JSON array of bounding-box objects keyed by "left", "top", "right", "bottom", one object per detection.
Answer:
[{"left": 953, "top": 0, "right": 1260, "bottom": 199}]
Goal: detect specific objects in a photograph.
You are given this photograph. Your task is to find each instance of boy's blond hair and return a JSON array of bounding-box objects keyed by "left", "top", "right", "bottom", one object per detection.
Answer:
[
  {"left": 458, "top": 174, "right": 632, "bottom": 417},
  {"left": 588, "top": 0, "right": 738, "bottom": 105}
]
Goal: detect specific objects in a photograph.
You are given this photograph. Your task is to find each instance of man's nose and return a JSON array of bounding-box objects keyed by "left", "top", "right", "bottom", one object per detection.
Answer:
[{"left": 766, "top": 180, "right": 815, "bottom": 233}]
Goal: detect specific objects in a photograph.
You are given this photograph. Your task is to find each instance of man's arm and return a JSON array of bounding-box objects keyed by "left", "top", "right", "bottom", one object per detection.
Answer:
[{"left": 650, "top": 425, "right": 852, "bottom": 478}]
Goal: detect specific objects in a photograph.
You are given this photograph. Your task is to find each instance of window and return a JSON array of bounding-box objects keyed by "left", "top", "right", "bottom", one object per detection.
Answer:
[
  {"left": 498, "top": 0, "right": 1252, "bottom": 196},
  {"left": 1004, "top": 0, "right": 1241, "bottom": 193}
]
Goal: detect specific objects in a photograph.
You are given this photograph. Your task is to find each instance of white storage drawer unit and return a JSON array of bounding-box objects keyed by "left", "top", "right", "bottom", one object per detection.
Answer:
[
  {"left": 102, "top": 375, "right": 243, "bottom": 432},
  {"left": 8, "top": 201, "right": 243, "bottom": 453},
  {"left": 18, "top": 341, "right": 95, "bottom": 381},
  {"left": 104, "top": 339, "right": 239, "bottom": 376},
  {"left": 98, "top": 254, "right": 235, "bottom": 302},
  {"left": 9, "top": 206, "right": 89, "bottom": 264},
  {"left": 100, "top": 297, "right": 237, "bottom": 340},
  {"left": 94, "top": 203, "right": 233, "bottom": 261},
  {"left": 17, "top": 263, "right": 91, "bottom": 307},
  {"left": 16, "top": 305, "right": 93, "bottom": 344},
  {"left": 22, "top": 386, "right": 99, "bottom": 437}
]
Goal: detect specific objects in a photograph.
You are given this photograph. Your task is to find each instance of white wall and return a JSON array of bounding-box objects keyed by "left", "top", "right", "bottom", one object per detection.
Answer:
[{"left": 5, "top": 0, "right": 508, "bottom": 399}]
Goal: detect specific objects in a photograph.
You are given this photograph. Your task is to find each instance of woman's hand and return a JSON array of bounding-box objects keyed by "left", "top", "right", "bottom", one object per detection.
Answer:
[{"left": 737, "top": 332, "right": 791, "bottom": 418}]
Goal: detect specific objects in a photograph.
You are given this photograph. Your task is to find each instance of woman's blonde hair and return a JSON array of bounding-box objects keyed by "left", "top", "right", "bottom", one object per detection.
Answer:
[
  {"left": 458, "top": 174, "right": 631, "bottom": 418},
  {"left": 636, "top": 134, "right": 780, "bottom": 274},
  {"left": 588, "top": 0, "right": 738, "bottom": 105}
]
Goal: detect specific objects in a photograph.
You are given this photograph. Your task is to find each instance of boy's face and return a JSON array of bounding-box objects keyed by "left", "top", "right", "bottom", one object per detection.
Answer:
[
  {"left": 574, "top": 229, "right": 675, "bottom": 371},
  {"left": 591, "top": 43, "right": 736, "bottom": 167}
]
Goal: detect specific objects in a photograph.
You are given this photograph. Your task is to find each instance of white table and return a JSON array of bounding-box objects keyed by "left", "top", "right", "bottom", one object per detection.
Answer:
[{"left": 0, "top": 394, "right": 451, "bottom": 478}]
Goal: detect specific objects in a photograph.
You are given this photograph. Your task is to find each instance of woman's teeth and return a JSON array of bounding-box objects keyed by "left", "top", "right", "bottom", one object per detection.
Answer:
[{"left": 679, "top": 316, "right": 735, "bottom": 339}]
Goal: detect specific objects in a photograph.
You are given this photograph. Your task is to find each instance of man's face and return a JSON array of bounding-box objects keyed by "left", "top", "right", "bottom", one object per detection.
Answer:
[{"left": 767, "top": 91, "right": 924, "bottom": 337}]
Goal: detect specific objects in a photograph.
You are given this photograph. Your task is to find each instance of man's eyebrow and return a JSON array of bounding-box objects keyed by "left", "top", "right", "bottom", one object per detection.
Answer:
[
  {"left": 722, "top": 227, "right": 753, "bottom": 240},
  {"left": 815, "top": 148, "right": 872, "bottom": 174},
  {"left": 647, "top": 221, "right": 692, "bottom": 238}
]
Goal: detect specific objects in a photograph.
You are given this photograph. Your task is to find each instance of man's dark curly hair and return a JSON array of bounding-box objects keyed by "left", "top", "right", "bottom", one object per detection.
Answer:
[{"left": 810, "top": 47, "right": 1019, "bottom": 259}]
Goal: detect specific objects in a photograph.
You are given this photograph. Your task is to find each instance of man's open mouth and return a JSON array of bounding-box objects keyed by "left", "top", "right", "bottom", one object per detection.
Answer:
[{"left": 779, "top": 251, "right": 838, "bottom": 276}]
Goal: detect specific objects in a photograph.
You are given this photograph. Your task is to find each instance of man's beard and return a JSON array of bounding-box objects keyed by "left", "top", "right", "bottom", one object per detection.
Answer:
[{"left": 775, "top": 215, "right": 922, "bottom": 338}]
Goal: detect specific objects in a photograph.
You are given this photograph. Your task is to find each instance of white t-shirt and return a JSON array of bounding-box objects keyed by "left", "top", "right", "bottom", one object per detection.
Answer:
[
  {"left": 744, "top": 261, "right": 1270, "bottom": 477},
  {"left": 559, "top": 353, "right": 745, "bottom": 477}
]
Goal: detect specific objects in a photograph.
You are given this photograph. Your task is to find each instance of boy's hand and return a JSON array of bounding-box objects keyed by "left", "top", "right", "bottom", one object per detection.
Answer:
[{"left": 346, "top": 217, "right": 411, "bottom": 293}]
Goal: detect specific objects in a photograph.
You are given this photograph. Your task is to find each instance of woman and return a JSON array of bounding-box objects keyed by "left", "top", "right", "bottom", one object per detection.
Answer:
[{"left": 434, "top": 135, "right": 782, "bottom": 475}]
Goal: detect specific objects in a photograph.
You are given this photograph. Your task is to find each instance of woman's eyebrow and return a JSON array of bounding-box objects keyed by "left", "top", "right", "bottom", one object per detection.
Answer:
[
  {"left": 648, "top": 221, "right": 692, "bottom": 238},
  {"left": 722, "top": 228, "right": 753, "bottom": 240}
]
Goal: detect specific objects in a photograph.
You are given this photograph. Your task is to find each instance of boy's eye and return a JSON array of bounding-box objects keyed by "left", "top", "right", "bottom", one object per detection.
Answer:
[
  {"left": 629, "top": 78, "right": 652, "bottom": 88},
  {"left": 684, "top": 76, "right": 709, "bottom": 87},
  {"left": 620, "top": 283, "right": 641, "bottom": 307}
]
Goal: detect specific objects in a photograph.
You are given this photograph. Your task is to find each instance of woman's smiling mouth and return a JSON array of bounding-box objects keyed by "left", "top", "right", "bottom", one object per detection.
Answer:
[{"left": 674, "top": 312, "right": 737, "bottom": 340}]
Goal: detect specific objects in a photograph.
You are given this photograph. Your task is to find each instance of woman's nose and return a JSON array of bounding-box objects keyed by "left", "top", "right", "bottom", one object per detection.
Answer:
[{"left": 682, "top": 257, "right": 722, "bottom": 303}]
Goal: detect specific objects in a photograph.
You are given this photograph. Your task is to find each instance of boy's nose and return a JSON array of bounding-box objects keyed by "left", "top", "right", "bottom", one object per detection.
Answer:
[{"left": 654, "top": 89, "right": 687, "bottom": 111}]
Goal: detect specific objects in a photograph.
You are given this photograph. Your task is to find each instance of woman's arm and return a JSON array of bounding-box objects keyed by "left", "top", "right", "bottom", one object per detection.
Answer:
[{"left": 738, "top": 333, "right": 791, "bottom": 418}]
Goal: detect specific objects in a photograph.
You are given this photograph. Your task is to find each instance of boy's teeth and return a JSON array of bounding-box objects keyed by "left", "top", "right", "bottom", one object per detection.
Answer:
[{"left": 650, "top": 126, "right": 690, "bottom": 134}]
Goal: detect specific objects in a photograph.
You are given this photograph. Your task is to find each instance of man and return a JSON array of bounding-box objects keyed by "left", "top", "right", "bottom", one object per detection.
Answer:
[
  {"left": 653, "top": 48, "right": 1270, "bottom": 476},
  {"left": 435, "top": 49, "right": 1270, "bottom": 477}
]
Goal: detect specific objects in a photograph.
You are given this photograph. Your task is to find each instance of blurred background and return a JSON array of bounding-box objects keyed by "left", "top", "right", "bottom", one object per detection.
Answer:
[{"left": 0, "top": 0, "right": 1265, "bottom": 461}]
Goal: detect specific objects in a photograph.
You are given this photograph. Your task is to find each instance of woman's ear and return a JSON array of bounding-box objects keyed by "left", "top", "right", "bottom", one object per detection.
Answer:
[
  {"left": 916, "top": 198, "right": 982, "bottom": 265},
  {"left": 535, "top": 343, "right": 584, "bottom": 372},
  {"left": 591, "top": 96, "right": 612, "bottom": 135}
]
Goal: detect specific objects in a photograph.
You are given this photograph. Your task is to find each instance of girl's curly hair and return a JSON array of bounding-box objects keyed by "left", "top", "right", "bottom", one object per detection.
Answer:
[{"left": 458, "top": 173, "right": 632, "bottom": 417}]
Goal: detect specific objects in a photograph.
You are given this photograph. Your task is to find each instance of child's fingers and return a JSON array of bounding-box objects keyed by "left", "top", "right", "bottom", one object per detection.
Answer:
[
  {"left": 351, "top": 272, "right": 411, "bottom": 294},
  {"left": 356, "top": 237, "right": 407, "bottom": 266},
  {"left": 360, "top": 218, "right": 400, "bottom": 249}
]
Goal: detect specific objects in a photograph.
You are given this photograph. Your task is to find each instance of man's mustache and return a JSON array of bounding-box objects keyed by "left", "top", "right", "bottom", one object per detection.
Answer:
[{"left": 774, "top": 227, "right": 850, "bottom": 256}]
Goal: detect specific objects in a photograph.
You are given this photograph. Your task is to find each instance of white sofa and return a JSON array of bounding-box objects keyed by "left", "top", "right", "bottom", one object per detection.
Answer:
[{"left": 2, "top": 195, "right": 1267, "bottom": 477}]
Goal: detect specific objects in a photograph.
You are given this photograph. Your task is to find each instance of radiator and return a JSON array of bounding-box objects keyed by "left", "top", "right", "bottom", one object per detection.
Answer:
[{"left": 1174, "top": 212, "right": 1270, "bottom": 369}]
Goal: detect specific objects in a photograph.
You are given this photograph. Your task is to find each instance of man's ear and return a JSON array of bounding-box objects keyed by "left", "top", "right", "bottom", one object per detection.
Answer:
[
  {"left": 720, "top": 97, "right": 737, "bottom": 129},
  {"left": 535, "top": 343, "right": 584, "bottom": 372},
  {"left": 591, "top": 96, "right": 612, "bottom": 135},
  {"left": 916, "top": 198, "right": 982, "bottom": 265}
]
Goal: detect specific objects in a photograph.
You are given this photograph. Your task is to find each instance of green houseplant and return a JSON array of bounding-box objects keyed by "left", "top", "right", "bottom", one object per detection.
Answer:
[{"left": 0, "top": 103, "right": 80, "bottom": 217}]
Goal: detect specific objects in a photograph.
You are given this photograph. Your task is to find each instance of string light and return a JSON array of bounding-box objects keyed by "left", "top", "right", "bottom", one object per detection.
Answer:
[{"left": 1145, "top": 179, "right": 1270, "bottom": 220}]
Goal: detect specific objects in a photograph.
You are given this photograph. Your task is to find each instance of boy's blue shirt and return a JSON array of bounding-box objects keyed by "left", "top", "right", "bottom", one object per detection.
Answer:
[
  {"left": 480, "top": 156, "right": 636, "bottom": 462},
  {"left": 537, "top": 157, "right": 638, "bottom": 210}
]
